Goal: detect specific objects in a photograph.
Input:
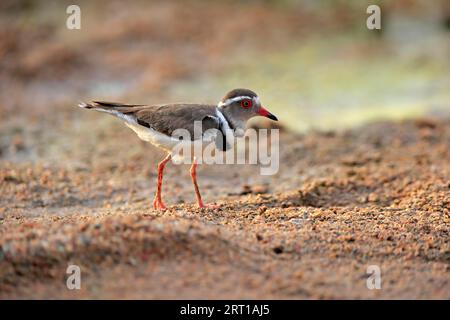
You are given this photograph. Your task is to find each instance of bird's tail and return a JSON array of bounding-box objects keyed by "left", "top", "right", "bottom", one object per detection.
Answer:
[
  {"left": 78, "top": 101, "right": 143, "bottom": 123},
  {"left": 78, "top": 101, "right": 144, "bottom": 110}
]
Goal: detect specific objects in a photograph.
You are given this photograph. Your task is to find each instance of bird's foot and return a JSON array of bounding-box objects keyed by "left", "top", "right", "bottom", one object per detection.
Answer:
[
  {"left": 153, "top": 197, "right": 167, "bottom": 210},
  {"left": 198, "top": 203, "right": 220, "bottom": 210}
]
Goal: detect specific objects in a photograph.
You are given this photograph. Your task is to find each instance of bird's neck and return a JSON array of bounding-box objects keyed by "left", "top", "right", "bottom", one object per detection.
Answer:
[{"left": 217, "top": 107, "right": 246, "bottom": 136}]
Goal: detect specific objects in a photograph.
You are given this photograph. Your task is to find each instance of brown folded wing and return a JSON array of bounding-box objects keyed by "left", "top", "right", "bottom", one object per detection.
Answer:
[{"left": 90, "top": 102, "right": 220, "bottom": 138}]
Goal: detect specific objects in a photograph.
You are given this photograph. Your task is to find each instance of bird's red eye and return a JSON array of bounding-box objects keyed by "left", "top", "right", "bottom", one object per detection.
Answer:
[{"left": 240, "top": 99, "right": 252, "bottom": 109}]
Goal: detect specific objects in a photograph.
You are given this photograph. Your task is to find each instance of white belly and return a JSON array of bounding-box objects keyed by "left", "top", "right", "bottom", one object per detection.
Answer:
[
  {"left": 125, "top": 122, "right": 221, "bottom": 163},
  {"left": 125, "top": 122, "right": 181, "bottom": 151}
]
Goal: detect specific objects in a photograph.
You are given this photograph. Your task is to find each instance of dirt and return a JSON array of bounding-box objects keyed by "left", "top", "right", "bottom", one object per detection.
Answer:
[{"left": 1, "top": 118, "right": 449, "bottom": 299}]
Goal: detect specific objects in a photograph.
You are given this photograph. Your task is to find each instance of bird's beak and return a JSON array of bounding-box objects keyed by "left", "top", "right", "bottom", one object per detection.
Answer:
[{"left": 257, "top": 106, "right": 278, "bottom": 121}]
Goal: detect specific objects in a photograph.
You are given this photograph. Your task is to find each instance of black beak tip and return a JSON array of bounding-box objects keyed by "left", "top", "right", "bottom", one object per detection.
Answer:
[{"left": 268, "top": 114, "right": 278, "bottom": 121}]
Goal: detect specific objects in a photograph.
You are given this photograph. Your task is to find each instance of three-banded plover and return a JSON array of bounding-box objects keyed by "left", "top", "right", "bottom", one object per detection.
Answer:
[{"left": 79, "top": 88, "right": 278, "bottom": 209}]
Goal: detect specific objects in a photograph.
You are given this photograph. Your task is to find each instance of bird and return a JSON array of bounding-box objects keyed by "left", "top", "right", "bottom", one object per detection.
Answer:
[{"left": 78, "top": 88, "right": 278, "bottom": 210}]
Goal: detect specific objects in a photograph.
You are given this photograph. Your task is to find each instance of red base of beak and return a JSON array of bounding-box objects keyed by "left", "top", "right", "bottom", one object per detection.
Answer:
[{"left": 257, "top": 106, "right": 278, "bottom": 121}]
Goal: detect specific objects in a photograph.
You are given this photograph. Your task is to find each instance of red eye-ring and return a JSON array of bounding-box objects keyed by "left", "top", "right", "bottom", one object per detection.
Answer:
[{"left": 240, "top": 99, "right": 252, "bottom": 109}]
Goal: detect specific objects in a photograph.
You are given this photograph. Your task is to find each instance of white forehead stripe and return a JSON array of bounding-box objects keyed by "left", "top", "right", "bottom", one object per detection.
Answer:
[{"left": 218, "top": 96, "right": 258, "bottom": 107}]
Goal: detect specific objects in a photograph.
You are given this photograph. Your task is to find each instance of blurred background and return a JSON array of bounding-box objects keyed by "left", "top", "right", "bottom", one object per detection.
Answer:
[
  {"left": 0, "top": 0, "right": 450, "bottom": 131},
  {"left": 0, "top": 0, "right": 448, "bottom": 162}
]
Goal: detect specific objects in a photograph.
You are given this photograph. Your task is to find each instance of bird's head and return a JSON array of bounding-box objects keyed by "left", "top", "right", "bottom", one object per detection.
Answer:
[{"left": 218, "top": 89, "right": 277, "bottom": 129}]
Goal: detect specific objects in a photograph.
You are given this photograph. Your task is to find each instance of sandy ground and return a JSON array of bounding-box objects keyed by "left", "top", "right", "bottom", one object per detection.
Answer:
[{"left": 1, "top": 117, "right": 449, "bottom": 299}]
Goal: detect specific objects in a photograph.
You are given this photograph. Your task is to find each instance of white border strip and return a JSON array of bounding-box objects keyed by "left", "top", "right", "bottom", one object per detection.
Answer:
[{"left": 215, "top": 108, "right": 231, "bottom": 131}]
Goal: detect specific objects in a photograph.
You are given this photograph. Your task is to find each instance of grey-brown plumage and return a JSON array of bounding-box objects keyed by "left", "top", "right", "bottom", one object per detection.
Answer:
[
  {"left": 80, "top": 101, "right": 229, "bottom": 151},
  {"left": 88, "top": 101, "right": 220, "bottom": 138},
  {"left": 221, "top": 88, "right": 257, "bottom": 102}
]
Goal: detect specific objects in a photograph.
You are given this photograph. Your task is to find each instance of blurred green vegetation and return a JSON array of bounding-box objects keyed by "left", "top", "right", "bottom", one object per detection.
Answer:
[{"left": 170, "top": 19, "right": 449, "bottom": 132}]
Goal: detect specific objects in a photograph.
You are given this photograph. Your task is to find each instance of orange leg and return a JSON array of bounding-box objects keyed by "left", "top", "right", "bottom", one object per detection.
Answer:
[
  {"left": 190, "top": 158, "right": 219, "bottom": 209},
  {"left": 153, "top": 154, "right": 171, "bottom": 210},
  {"left": 190, "top": 158, "right": 205, "bottom": 208}
]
